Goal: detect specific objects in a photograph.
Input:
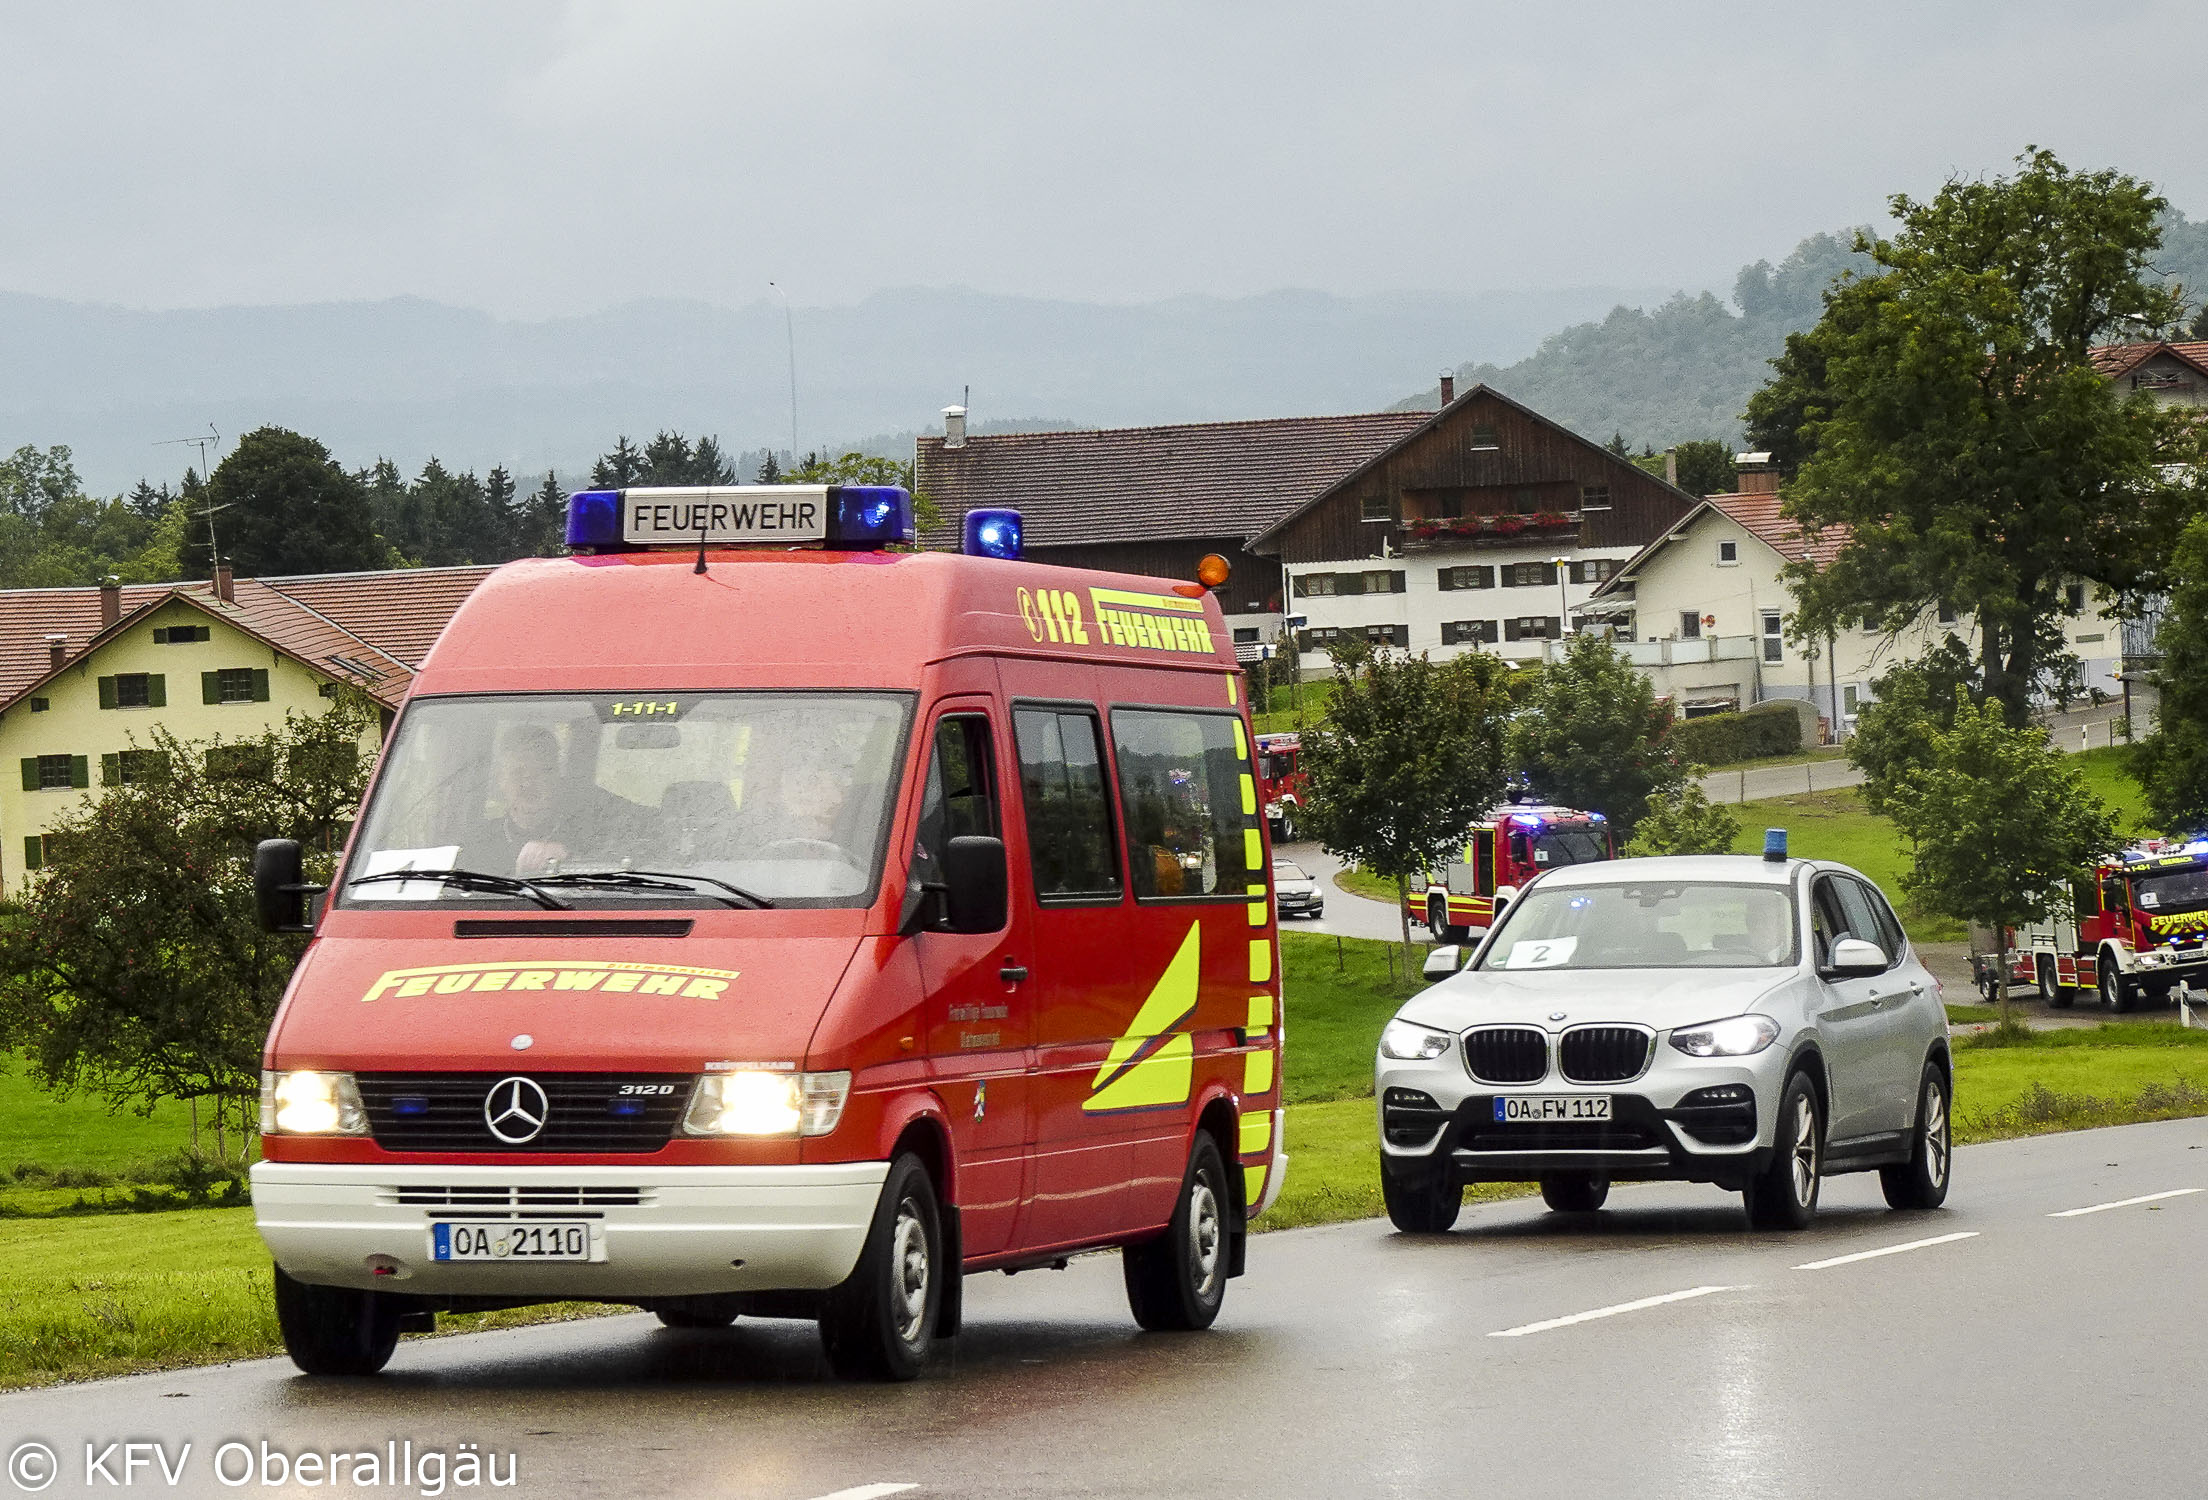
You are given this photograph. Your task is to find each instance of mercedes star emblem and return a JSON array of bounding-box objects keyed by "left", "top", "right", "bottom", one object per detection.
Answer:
[{"left": 485, "top": 1076, "right": 549, "bottom": 1144}]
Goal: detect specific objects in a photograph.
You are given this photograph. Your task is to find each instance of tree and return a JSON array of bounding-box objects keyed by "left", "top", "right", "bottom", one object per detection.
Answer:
[
  {"left": 590, "top": 435, "right": 647, "bottom": 488},
  {"left": 1297, "top": 648, "right": 1514, "bottom": 966},
  {"left": 189, "top": 427, "right": 390, "bottom": 578},
  {"left": 1632, "top": 438, "right": 1735, "bottom": 497},
  {"left": 640, "top": 430, "right": 738, "bottom": 486},
  {"left": 0, "top": 693, "right": 379, "bottom": 1156},
  {"left": 1627, "top": 780, "right": 1740, "bottom": 856},
  {"left": 1507, "top": 632, "right": 1683, "bottom": 838},
  {"left": 1758, "top": 149, "right": 2190, "bottom": 727},
  {"left": 757, "top": 452, "right": 783, "bottom": 483},
  {"left": 1844, "top": 638, "right": 1981, "bottom": 816},
  {"left": 1885, "top": 694, "right": 2119, "bottom": 1026},
  {"left": 520, "top": 471, "right": 568, "bottom": 556},
  {"left": 2131, "top": 512, "right": 2208, "bottom": 833}
]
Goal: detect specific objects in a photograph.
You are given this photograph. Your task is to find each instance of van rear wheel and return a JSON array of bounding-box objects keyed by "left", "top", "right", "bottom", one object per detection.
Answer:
[
  {"left": 272, "top": 1265, "right": 401, "bottom": 1377},
  {"left": 1124, "top": 1134, "right": 1230, "bottom": 1331},
  {"left": 820, "top": 1153, "right": 940, "bottom": 1381}
]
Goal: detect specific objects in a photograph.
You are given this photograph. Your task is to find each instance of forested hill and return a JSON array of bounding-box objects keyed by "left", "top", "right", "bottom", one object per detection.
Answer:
[{"left": 1406, "top": 213, "right": 2208, "bottom": 450}]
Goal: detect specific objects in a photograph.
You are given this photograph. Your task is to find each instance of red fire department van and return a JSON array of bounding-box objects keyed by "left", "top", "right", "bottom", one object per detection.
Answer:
[
  {"left": 1255, "top": 731, "right": 1306, "bottom": 842},
  {"left": 1986, "top": 841, "right": 2208, "bottom": 1010},
  {"left": 1409, "top": 803, "right": 1615, "bottom": 941},
  {"left": 248, "top": 486, "right": 1285, "bottom": 1382}
]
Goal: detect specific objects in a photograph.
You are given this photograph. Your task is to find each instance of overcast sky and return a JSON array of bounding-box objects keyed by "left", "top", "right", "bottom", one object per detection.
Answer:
[{"left": 4, "top": 1, "right": 2203, "bottom": 319}]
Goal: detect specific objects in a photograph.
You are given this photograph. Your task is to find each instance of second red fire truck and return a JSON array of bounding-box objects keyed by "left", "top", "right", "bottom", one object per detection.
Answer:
[{"left": 1987, "top": 841, "right": 2208, "bottom": 1010}]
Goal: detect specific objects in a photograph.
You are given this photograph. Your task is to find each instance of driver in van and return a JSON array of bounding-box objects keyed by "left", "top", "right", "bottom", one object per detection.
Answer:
[
  {"left": 487, "top": 725, "right": 651, "bottom": 876},
  {"left": 736, "top": 750, "right": 851, "bottom": 857}
]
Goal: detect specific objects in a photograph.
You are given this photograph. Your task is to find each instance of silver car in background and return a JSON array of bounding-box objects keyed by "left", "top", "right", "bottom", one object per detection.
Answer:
[{"left": 1374, "top": 850, "right": 1951, "bottom": 1231}]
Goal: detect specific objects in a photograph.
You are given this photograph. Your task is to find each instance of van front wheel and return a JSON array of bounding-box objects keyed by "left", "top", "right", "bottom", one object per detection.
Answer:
[
  {"left": 1124, "top": 1134, "right": 1230, "bottom": 1331},
  {"left": 820, "top": 1154, "right": 941, "bottom": 1381},
  {"left": 272, "top": 1265, "right": 401, "bottom": 1377}
]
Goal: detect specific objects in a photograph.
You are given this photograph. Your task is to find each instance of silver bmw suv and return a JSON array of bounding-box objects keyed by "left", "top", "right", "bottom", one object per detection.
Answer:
[{"left": 1374, "top": 847, "right": 1951, "bottom": 1231}]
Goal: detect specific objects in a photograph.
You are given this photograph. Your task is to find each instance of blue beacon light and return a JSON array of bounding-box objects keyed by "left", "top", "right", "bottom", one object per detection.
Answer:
[
  {"left": 962, "top": 508, "right": 1024, "bottom": 560},
  {"left": 564, "top": 490, "right": 623, "bottom": 549},
  {"left": 1763, "top": 828, "right": 1788, "bottom": 862},
  {"left": 826, "top": 485, "right": 915, "bottom": 547}
]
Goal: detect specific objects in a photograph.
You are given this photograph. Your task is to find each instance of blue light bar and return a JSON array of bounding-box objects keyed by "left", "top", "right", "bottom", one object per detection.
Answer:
[
  {"left": 565, "top": 490, "right": 623, "bottom": 549},
  {"left": 827, "top": 485, "right": 914, "bottom": 548},
  {"left": 962, "top": 508, "right": 1024, "bottom": 560},
  {"left": 1763, "top": 828, "right": 1788, "bottom": 862}
]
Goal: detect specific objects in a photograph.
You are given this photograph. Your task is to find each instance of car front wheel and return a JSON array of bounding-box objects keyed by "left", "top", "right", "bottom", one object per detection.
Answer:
[
  {"left": 1880, "top": 1063, "right": 1952, "bottom": 1210},
  {"left": 1745, "top": 1072, "right": 1822, "bottom": 1230},
  {"left": 1539, "top": 1172, "right": 1609, "bottom": 1213},
  {"left": 820, "top": 1153, "right": 941, "bottom": 1381},
  {"left": 1382, "top": 1165, "right": 1463, "bottom": 1233},
  {"left": 272, "top": 1266, "right": 402, "bottom": 1377}
]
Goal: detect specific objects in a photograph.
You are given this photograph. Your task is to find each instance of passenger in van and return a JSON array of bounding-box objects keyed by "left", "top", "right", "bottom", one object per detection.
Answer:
[
  {"left": 734, "top": 751, "right": 853, "bottom": 861},
  {"left": 484, "top": 726, "right": 652, "bottom": 876}
]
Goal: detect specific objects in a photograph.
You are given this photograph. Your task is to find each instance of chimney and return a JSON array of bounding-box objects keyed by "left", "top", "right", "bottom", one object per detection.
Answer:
[
  {"left": 1733, "top": 451, "right": 1780, "bottom": 497},
  {"left": 942, "top": 405, "right": 968, "bottom": 449},
  {"left": 1663, "top": 448, "right": 1678, "bottom": 487},
  {"left": 45, "top": 634, "right": 66, "bottom": 670},
  {"left": 213, "top": 561, "right": 234, "bottom": 603},
  {"left": 1439, "top": 373, "right": 1456, "bottom": 406},
  {"left": 99, "top": 576, "right": 120, "bottom": 629}
]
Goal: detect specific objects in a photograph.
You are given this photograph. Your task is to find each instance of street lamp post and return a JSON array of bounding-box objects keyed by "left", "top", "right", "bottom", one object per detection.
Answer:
[{"left": 1551, "top": 555, "right": 1571, "bottom": 654}]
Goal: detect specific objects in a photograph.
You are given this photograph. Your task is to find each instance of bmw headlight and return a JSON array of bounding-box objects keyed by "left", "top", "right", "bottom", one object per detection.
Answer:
[
  {"left": 683, "top": 1069, "right": 851, "bottom": 1137},
  {"left": 1379, "top": 1019, "right": 1455, "bottom": 1062},
  {"left": 260, "top": 1070, "right": 368, "bottom": 1136},
  {"left": 1668, "top": 1015, "right": 1781, "bottom": 1058}
]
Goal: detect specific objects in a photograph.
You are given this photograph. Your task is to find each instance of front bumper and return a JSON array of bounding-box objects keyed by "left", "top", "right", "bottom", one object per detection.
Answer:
[
  {"left": 251, "top": 1160, "right": 890, "bottom": 1298},
  {"left": 1277, "top": 893, "right": 1323, "bottom": 915},
  {"left": 1377, "top": 1046, "right": 1784, "bottom": 1189}
]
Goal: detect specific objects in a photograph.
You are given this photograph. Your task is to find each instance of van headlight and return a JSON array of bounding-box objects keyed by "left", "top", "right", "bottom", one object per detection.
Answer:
[
  {"left": 261, "top": 1070, "right": 369, "bottom": 1136},
  {"left": 683, "top": 1070, "right": 852, "bottom": 1137},
  {"left": 1379, "top": 1019, "right": 1455, "bottom": 1061},
  {"left": 1668, "top": 1015, "right": 1781, "bottom": 1058}
]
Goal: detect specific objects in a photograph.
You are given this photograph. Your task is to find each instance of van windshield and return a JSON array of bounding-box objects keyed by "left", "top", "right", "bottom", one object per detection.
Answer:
[{"left": 343, "top": 692, "right": 913, "bottom": 908}]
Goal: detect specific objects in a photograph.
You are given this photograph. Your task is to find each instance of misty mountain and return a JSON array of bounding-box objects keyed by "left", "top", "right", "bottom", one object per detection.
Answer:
[{"left": 0, "top": 284, "right": 1667, "bottom": 494}]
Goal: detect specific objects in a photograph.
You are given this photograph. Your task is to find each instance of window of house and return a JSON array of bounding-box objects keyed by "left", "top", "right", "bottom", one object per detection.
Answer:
[
  {"left": 2066, "top": 583, "right": 2086, "bottom": 615},
  {"left": 25, "top": 754, "right": 83, "bottom": 792},
  {"left": 1569, "top": 559, "right": 1617, "bottom": 585},
  {"left": 1502, "top": 562, "right": 1558, "bottom": 588},
  {"left": 28, "top": 697, "right": 47, "bottom": 713},
  {"left": 1679, "top": 611, "right": 1703, "bottom": 640},
  {"left": 1843, "top": 685, "right": 1861, "bottom": 713},
  {"left": 152, "top": 626, "right": 211, "bottom": 644},
  {"left": 1442, "top": 620, "right": 1500, "bottom": 646},
  {"left": 115, "top": 673, "right": 150, "bottom": 708},
  {"left": 1296, "top": 626, "right": 1345, "bottom": 651},
  {"left": 1718, "top": 540, "right": 1739, "bottom": 564},
  {"left": 1014, "top": 709, "right": 1122, "bottom": 900},
  {"left": 1361, "top": 495, "right": 1391, "bottom": 523},
  {"left": 100, "top": 749, "right": 170, "bottom": 786},
  {"left": 1937, "top": 602, "right": 1957, "bottom": 626},
  {"left": 1762, "top": 610, "right": 1784, "bottom": 663},
  {"left": 97, "top": 673, "right": 165, "bottom": 709},
  {"left": 1298, "top": 573, "right": 1337, "bottom": 598},
  {"left": 1579, "top": 484, "right": 1611, "bottom": 511},
  {"left": 213, "top": 668, "right": 262, "bottom": 704},
  {"left": 1359, "top": 570, "right": 1404, "bottom": 595},
  {"left": 1361, "top": 624, "right": 1408, "bottom": 647},
  {"left": 1439, "top": 566, "right": 1494, "bottom": 591},
  {"left": 1469, "top": 425, "right": 1499, "bottom": 449},
  {"left": 1861, "top": 615, "right": 1881, "bottom": 633},
  {"left": 1232, "top": 627, "right": 1260, "bottom": 644},
  {"left": 1503, "top": 617, "right": 1560, "bottom": 642},
  {"left": 1110, "top": 710, "right": 1251, "bottom": 901}
]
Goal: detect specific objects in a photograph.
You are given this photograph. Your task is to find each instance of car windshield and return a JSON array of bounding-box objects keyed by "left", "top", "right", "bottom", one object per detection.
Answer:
[
  {"left": 1275, "top": 862, "right": 1310, "bottom": 881},
  {"left": 2133, "top": 866, "right": 2208, "bottom": 914},
  {"left": 1530, "top": 827, "right": 1608, "bottom": 868},
  {"left": 343, "top": 692, "right": 913, "bottom": 908},
  {"left": 1475, "top": 880, "right": 1798, "bottom": 970}
]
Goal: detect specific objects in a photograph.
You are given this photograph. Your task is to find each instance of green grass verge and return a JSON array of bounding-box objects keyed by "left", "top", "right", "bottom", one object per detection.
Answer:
[
  {"left": 1250, "top": 680, "right": 1335, "bottom": 736},
  {"left": 1698, "top": 747, "right": 1849, "bottom": 774},
  {"left": 1277, "top": 932, "right": 1415, "bottom": 1103},
  {"left": 1331, "top": 865, "right": 1404, "bottom": 906},
  {"left": 0, "top": 1058, "right": 199, "bottom": 1173}
]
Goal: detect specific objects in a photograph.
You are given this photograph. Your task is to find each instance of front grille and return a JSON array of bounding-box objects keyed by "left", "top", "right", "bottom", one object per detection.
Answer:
[
  {"left": 1463, "top": 1027, "right": 1549, "bottom": 1084},
  {"left": 383, "top": 1185, "right": 652, "bottom": 1209},
  {"left": 1559, "top": 1026, "right": 1652, "bottom": 1083},
  {"left": 356, "top": 1074, "right": 690, "bottom": 1153},
  {"left": 1462, "top": 1120, "right": 1664, "bottom": 1153},
  {"left": 1382, "top": 1087, "right": 1450, "bottom": 1147}
]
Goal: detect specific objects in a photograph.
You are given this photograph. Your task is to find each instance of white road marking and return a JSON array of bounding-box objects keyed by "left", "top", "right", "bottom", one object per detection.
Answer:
[
  {"left": 1793, "top": 1231, "right": 1978, "bottom": 1271},
  {"left": 2048, "top": 1187, "right": 2204, "bottom": 1218},
  {"left": 1488, "top": 1285, "right": 1736, "bottom": 1338},
  {"left": 803, "top": 1486, "right": 918, "bottom": 1500}
]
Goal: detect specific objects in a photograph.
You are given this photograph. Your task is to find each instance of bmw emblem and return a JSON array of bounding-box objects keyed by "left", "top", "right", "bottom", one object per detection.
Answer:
[
  {"left": 1549, "top": 1012, "right": 1568, "bottom": 1022},
  {"left": 484, "top": 1076, "right": 550, "bottom": 1144}
]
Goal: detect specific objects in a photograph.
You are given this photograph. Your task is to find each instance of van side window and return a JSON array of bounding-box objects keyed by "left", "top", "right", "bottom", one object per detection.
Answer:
[
  {"left": 910, "top": 715, "right": 997, "bottom": 898},
  {"left": 1110, "top": 709, "right": 1250, "bottom": 900},
  {"left": 1012, "top": 708, "right": 1121, "bottom": 900}
]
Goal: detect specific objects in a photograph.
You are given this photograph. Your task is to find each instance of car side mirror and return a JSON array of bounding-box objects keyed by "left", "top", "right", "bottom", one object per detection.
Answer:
[
  {"left": 1423, "top": 945, "right": 1465, "bottom": 982},
  {"left": 941, "top": 835, "right": 1008, "bottom": 934},
  {"left": 253, "top": 838, "right": 322, "bottom": 934},
  {"left": 1827, "top": 936, "right": 1888, "bottom": 978}
]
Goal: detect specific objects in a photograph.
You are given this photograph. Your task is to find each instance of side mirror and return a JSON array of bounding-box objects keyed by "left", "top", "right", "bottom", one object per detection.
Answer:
[
  {"left": 1422, "top": 945, "right": 1465, "bottom": 982},
  {"left": 1827, "top": 936, "right": 1888, "bottom": 978},
  {"left": 253, "top": 838, "right": 321, "bottom": 934},
  {"left": 941, "top": 835, "right": 1008, "bottom": 934}
]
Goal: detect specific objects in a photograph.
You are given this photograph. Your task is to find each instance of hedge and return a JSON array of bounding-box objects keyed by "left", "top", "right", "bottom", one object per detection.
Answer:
[{"left": 1668, "top": 701, "right": 1803, "bottom": 767}]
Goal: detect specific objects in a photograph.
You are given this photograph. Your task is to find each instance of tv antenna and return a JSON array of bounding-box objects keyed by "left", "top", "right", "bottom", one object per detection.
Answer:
[{"left": 153, "top": 424, "right": 222, "bottom": 480}]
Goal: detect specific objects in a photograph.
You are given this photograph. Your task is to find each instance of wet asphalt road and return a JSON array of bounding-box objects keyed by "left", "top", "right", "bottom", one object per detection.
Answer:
[{"left": 8, "top": 1119, "right": 2208, "bottom": 1499}]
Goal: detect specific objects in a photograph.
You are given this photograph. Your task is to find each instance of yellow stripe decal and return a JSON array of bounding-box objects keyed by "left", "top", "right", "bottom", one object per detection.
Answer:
[
  {"left": 1244, "top": 1164, "right": 1269, "bottom": 1205},
  {"left": 1239, "top": 1113, "right": 1272, "bottom": 1155},
  {"left": 1244, "top": 827, "right": 1263, "bottom": 871},
  {"left": 1249, "top": 939, "right": 1273, "bottom": 984},
  {"left": 1239, "top": 773, "right": 1257, "bottom": 816},
  {"left": 1245, "top": 1048, "right": 1275, "bottom": 1096},
  {"left": 1248, "top": 899, "right": 1267, "bottom": 928},
  {"left": 1226, "top": 674, "right": 1239, "bottom": 706},
  {"left": 1247, "top": 992, "right": 1274, "bottom": 1028},
  {"left": 1233, "top": 719, "right": 1249, "bottom": 760},
  {"left": 1085, "top": 922, "right": 1201, "bottom": 1113}
]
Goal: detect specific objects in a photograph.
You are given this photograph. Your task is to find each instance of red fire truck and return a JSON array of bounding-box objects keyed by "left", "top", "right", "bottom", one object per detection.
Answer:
[
  {"left": 1408, "top": 803, "right": 1615, "bottom": 942},
  {"left": 1255, "top": 731, "right": 1307, "bottom": 842},
  {"left": 1991, "top": 841, "right": 2208, "bottom": 1010},
  {"left": 247, "top": 486, "right": 1284, "bottom": 1382}
]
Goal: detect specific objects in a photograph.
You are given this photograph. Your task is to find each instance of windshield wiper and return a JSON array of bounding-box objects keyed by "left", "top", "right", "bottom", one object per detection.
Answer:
[
  {"left": 531, "top": 870, "right": 776, "bottom": 910},
  {"left": 345, "top": 868, "right": 572, "bottom": 910}
]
